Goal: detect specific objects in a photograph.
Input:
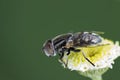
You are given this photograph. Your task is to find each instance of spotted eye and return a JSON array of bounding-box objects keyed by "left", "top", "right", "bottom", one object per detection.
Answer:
[{"left": 42, "top": 40, "right": 56, "bottom": 57}]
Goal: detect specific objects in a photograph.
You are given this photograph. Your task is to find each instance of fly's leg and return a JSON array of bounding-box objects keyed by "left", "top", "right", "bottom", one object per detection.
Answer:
[
  {"left": 59, "top": 47, "right": 68, "bottom": 67},
  {"left": 67, "top": 47, "right": 80, "bottom": 55},
  {"left": 59, "top": 47, "right": 80, "bottom": 67},
  {"left": 59, "top": 47, "right": 95, "bottom": 67},
  {"left": 81, "top": 50, "right": 95, "bottom": 66},
  {"left": 59, "top": 48, "right": 65, "bottom": 59},
  {"left": 59, "top": 52, "right": 64, "bottom": 60}
]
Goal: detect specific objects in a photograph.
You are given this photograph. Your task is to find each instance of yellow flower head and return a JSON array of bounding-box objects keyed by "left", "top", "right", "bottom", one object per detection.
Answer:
[
  {"left": 58, "top": 38, "right": 120, "bottom": 80},
  {"left": 60, "top": 38, "right": 120, "bottom": 72},
  {"left": 60, "top": 39, "right": 120, "bottom": 80}
]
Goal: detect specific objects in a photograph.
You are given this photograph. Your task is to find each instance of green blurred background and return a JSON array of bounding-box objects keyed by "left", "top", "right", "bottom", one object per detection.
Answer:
[{"left": 1, "top": 0, "right": 120, "bottom": 80}]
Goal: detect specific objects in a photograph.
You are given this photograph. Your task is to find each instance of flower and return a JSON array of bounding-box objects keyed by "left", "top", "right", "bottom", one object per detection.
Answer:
[{"left": 59, "top": 38, "right": 120, "bottom": 80}]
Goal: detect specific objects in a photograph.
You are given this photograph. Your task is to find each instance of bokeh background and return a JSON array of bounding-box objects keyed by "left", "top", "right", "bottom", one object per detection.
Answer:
[{"left": 1, "top": 0, "right": 120, "bottom": 80}]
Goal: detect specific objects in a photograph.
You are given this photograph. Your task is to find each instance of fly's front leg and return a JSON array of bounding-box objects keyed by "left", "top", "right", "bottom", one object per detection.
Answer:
[
  {"left": 59, "top": 47, "right": 68, "bottom": 67},
  {"left": 59, "top": 47, "right": 67, "bottom": 59}
]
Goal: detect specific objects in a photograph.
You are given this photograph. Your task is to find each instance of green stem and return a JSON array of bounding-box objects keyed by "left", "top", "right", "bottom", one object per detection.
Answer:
[
  {"left": 90, "top": 75, "right": 102, "bottom": 80},
  {"left": 78, "top": 68, "right": 109, "bottom": 80}
]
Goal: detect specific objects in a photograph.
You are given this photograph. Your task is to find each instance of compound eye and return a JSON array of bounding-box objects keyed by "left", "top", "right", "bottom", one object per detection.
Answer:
[{"left": 42, "top": 40, "right": 56, "bottom": 57}]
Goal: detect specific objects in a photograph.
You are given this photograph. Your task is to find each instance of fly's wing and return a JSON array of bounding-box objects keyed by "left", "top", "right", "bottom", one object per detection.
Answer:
[
  {"left": 90, "top": 31, "right": 104, "bottom": 35},
  {"left": 77, "top": 31, "right": 104, "bottom": 35},
  {"left": 42, "top": 40, "right": 56, "bottom": 57},
  {"left": 73, "top": 31, "right": 103, "bottom": 46}
]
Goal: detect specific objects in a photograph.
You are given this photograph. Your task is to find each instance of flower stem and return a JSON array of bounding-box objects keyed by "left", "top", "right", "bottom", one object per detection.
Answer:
[
  {"left": 78, "top": 68, "right": 109, "bottom": 80},
  {"left": 91, "top": 75, "right": 102, "bottom": 80}
]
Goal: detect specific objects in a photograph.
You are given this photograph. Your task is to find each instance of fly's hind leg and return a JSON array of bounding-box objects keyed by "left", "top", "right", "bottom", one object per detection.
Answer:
[{"left": 81, "top": 50, "right": 95, "bottom": 66}]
